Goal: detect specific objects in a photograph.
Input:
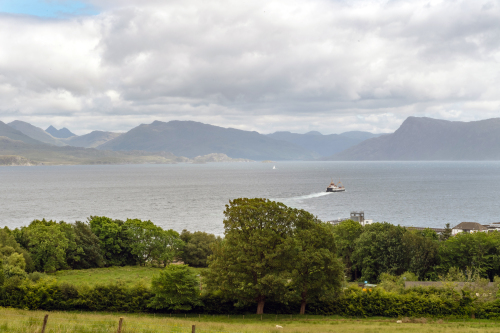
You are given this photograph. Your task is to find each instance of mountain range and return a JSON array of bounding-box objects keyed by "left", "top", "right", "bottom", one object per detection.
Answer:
[
  {"left": 1, "top": 119, "right": 381, "bottom": 163},
  {"left": 328, "top": 117, "right": 500, "bottom": 160},
  {"left": 0, "top": 123, "right": 186, "bottom": 165},
  {"left": 97, "top": 120, "right": 320, "bottom": 160},
  {"left": 8, "top": 116, "right": 499, "bottom": 164},
  {"left": 266, "top": 130, "right": 381, "bottom": 157}
]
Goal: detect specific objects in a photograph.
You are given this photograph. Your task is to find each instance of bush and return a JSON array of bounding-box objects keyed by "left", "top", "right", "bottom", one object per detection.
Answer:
[{"left": 149, "top": 264, "right": 202, "bottom": 311}]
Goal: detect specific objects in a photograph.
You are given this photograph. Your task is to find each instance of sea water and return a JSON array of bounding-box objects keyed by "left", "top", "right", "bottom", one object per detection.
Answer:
[{"left": 1, "top": 161, "right": 500, "bottom": 234}]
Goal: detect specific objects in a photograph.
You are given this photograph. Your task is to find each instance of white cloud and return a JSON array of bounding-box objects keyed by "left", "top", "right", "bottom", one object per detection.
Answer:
[{"left": 1, "top": 0, "right": 500, "bottom": 135}]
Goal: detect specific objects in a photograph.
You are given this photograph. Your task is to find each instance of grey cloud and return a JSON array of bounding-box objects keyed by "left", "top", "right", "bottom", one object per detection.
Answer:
[{"left": 1, "top": 0, "right": 500, "bottom": 135}]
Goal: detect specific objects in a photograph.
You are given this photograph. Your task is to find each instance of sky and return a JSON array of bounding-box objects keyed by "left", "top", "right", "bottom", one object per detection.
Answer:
[{"left": 0, "top": 0, "right": 499, "bottom": 135}]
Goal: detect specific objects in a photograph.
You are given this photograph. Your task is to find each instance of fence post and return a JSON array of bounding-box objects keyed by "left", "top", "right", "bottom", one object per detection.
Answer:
[
  {"left": 117, "top": 317, "right": 123, "bottom": 333},
  {"left": 192, "top": 324, "right": 196, "bottom": 333},
  {"left": 41, "top": 314, "right": 49, "bottom": 333}
]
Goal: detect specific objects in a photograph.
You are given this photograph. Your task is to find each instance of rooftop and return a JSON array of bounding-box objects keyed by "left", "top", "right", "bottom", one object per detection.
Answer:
[{"left": 452, "top": 222, "right": 488, "bottom": 231}]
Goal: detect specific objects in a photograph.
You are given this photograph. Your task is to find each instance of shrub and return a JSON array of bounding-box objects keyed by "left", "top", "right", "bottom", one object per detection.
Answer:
[{"left": 149, "top": 264, "right": 201, "bottom": 311}]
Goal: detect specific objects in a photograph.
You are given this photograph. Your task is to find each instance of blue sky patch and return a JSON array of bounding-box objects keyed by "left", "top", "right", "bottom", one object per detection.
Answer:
[{"left": 0, "top": 0, "right": 98, "bottom": 18}]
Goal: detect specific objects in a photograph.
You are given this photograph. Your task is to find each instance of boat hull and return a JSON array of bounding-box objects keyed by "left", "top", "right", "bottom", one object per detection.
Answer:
[{"left": 326, "top": 188, "right": 345, "bottom": 192}]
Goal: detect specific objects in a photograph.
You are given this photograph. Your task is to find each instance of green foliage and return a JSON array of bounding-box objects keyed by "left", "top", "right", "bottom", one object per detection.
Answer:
[
  {"left": 0, "top": 227, "right": 34, "bottom": 273},
  {"left": 205, "top": 198, "right": 298, "bottom": 314},
  {"left": 148, "top": 264, "right": 201, "bottom": 311},
  {"left": 0, "top": 259, "right": 4, "bottom": 286},
  {"left": 440, "top": 223, "right": 453, "bottom": 241},
  {"left": 22, "top": 220, "right": 69, "bottom": 273},
  {"left": 180, "top": 230, "right": 220, "bottom": 267},
  {"left": 125, "top": 219, "right": 183, "bottom": 266},
  {"left": 290, "top": 215, "right": 344, "bottom": 314},
  {"left": 378, "top": 272, "right": 418, "bottom": 292},
  {"left": 333, "top": 220, "right": 363, "bottom": 280},
  {"left": 352, "top": 222, "right": 407, "bottom": 282},
  {"left": 402, "top": 229, "right": 440, "bottom": 280},
  {"left": 70, "top": 221, "right": 105, "bottom": 269},
  {"left": 88, "top": 216, "right": 136, "bottom": 266},
  {"left": 439, "top": 231, "right": 500, "bottom": 280}
]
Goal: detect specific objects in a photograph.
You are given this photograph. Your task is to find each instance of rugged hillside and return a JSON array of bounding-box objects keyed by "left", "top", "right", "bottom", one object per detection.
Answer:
[
  {"left": 0, "top": 121, "right": 45, "bottom": 145},
  {"left": 0, "top": 136, "right": 185, "bottom": 165},
  {"left": 339, "top": 131, "right": 381, "bottom": 141},
  {"left": 62, "top": 131, "right": 122, "bottom": 148},
  {"left": 97, "top": 120, "right": 317, "bottom": 160},
  {"left": 46, "top": 125, "right": 76, "bottom": 138},
  {"left": 8, "top": 120, "right": 66, "bottom": 146},
  {"left": 328, "top": 117, "right": 500, "bottom": 160},
  {"left": 266, "top": 130, "right": 380, "bottom": 157}
]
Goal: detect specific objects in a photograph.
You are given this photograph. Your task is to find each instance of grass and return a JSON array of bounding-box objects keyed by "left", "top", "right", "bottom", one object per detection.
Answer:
[
  {"left": 51, "top": 265, "right": 207, "bottom": 287},
  {"left": 2, "top": 308, "right": 500, "bottom": 333}
]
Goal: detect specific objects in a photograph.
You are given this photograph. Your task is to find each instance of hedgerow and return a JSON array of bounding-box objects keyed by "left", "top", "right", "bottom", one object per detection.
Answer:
[{"left": 1, "top": 280, "right": 500, "bottom": 318}]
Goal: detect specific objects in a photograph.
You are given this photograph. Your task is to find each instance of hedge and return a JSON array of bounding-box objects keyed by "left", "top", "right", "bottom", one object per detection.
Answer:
[{"left": 0, "top": 280, "right": 498, "bottom": 318}]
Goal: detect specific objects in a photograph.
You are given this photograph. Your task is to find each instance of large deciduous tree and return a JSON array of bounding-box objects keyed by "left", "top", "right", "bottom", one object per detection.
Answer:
[
  {"left": 205, "top": 198, "right": 296, "bottom": 314},
  {"left": 352, "top": 222, "right": 407, "bottom": 282},
  {"left": 402, "top": 228, "right": 439, "bottom": 280},
  {"left": 24, "top": 220, "right": 69, "bottom": 273},
  {"left": 439, "top": 231, "right": 500, "bottom": 280},
  {"left": 290, "top": 213, "right": 343, "bottom": 315},
  {"left": 125, "top": 219, "right": 183, "bottom": 266},
  {"left": 333, "top": 219, "right": 363, "bottom": 280},
  {"left": 88, "top": 216, "right": 136, "bottom": 266},
  {"left": 180, "top": 230, "right": 220, "bottom": 267}
]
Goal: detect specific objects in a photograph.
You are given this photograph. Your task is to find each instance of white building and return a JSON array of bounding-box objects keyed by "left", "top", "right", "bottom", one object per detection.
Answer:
[{"left": 452, "top": 222, "right": 488, "bottom": 235}]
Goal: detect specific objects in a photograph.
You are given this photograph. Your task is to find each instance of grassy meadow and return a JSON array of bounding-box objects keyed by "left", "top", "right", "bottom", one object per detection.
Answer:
[
  {"left": 51, "top": 265, "right": 206, "bottom": 287},
  {"left": 2, "top": 307, "right": 500, "bottom": 333}
]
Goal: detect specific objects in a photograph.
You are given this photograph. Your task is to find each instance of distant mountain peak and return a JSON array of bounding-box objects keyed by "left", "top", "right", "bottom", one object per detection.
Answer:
[
  {"left": 8, "top": 120, "right": 66, "bottom": 146},
  {"left": 329, "top": 116, "right": 500, "bottom": 161},
  {"left": 46, "top": 125, "right": 76, "bottom": 138},
  {"left": 304, "top": 131, "right": 323, "bottom": 136},
  {"left": 97, "top": 120, "right": 316, "bottom": 160}
]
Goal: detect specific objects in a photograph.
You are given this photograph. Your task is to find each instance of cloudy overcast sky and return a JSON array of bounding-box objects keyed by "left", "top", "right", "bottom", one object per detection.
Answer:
[{"left": 0, "top": 0, "right": 499, "bottom": 135}]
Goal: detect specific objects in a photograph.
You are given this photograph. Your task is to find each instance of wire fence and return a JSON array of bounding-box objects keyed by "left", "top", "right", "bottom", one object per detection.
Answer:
[
  {"left": 0, "top": 311, "right": 321, "bottom": 333},
  {"left": 0, "top": 308, "right": 337, "bottom": 333}
]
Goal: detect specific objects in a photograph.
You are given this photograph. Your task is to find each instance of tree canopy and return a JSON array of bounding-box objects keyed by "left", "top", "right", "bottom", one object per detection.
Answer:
[
  {"left": 180, "top": 230, "right": 220, "bottom": 267},
  {"left": 205, "top": 198, "right": 343, "bottom": 315}
]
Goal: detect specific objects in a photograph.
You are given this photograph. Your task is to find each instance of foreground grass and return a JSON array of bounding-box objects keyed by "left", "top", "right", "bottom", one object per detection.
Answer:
[
  {"left": 2, "top": 308, "right": 500, "bottom": 333},
  {"left": 51, "top": 265, "right": 206, "bottom": 287}
]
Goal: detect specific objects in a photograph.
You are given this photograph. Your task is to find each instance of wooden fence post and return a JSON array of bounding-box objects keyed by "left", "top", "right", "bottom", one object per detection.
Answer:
[
  {"left": 41, "top": 314, "right": 49, "bottom": 333},
  {"left": 192, "top": 324, "right": 196, "bottom": 333},
  {"left": 117, "top": 317, "right": 123, "bottom": 333}
]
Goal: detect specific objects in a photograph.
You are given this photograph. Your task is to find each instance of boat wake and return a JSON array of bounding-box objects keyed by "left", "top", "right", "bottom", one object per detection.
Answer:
[{"left": 272, "top": 192, "right": 331, "bottom": 202}]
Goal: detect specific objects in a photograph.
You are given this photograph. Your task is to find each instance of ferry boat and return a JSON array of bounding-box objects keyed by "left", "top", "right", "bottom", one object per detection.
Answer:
[{"left": 326, "top": 180, "right": 345, "bottom": 192}]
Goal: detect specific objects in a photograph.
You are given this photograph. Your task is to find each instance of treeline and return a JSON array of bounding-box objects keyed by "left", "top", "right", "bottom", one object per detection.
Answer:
[
  {"left": 3, "top": 198, "right": 500, "bottom": 317},
  {"left": 0, "top": 217, "right": 220, "bottom": 277},
  {"left": 336, "top": 221, "right": 500, "bottom": 282}
]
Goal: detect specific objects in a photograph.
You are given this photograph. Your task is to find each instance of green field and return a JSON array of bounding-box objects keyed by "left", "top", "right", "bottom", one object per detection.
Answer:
[
  {"left": 2, "top": 307, "right": 500, "bottom": 333},
  {"left": 52, "top": 265, "right": 206, "bottom": 287}
]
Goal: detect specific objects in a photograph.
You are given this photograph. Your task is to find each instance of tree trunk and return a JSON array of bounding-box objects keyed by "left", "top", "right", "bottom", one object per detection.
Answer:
[
  {"left": 300, "top": 300, "right": 307, "bottom": 315},
  {"left": 300, "top": 290, "right": 307, "bottom": 315},
  {"left": 256, "top": 296, "right": 266, "bottom": 314}
]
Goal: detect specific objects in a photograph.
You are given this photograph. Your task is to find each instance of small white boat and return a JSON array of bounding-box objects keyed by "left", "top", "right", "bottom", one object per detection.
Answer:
[
  {"left": 273, "top": 166, "right": 276, "bottom": 169},
  {"left": 326, "top": 179, "right": 345, "bottom": 192}
]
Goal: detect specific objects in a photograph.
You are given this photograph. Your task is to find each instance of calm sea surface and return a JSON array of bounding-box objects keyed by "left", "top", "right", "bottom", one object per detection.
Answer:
[{"left": 1, "top": 161, "right": 500, "bottom": 234}]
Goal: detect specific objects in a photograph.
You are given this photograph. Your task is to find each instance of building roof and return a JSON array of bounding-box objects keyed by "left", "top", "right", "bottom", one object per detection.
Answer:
[{"left": 452, "top": 222, "right": 488, "bottom": 231}]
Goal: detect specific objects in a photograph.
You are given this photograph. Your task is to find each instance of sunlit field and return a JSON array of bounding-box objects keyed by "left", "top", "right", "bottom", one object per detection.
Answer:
[{"left": 51, "top": 266, "right": 206, "bottom": 287}]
